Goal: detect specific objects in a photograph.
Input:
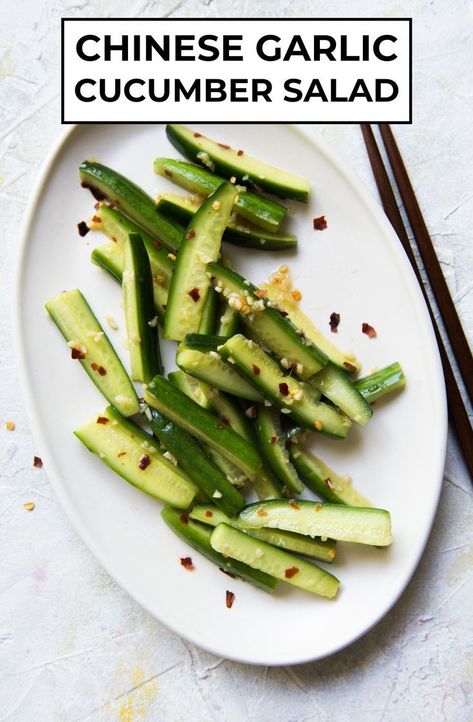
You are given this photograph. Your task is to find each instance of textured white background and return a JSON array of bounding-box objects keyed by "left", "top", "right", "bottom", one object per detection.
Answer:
[{"left": 1, "top": 1, "right": 472, "bottom": 721}]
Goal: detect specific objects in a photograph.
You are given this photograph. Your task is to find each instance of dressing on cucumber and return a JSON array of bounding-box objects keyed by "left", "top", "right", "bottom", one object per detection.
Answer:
[
  {"left": 75, "top": 406, "right": 197, "bottom": 508},
  {"left": 255, "top": 406, "right": 304, "bottom": 494},
  {"left": 310, "top": 362, "right": 372, "bottom": 426},
  {"left": 46, "top": 289, "right": 139, "bottom": 417},
  {"left": 166, "top": 125, "right": 310, "bottom": 203}
]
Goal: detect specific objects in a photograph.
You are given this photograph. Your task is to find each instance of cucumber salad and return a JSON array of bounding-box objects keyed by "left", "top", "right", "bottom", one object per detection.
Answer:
[{"left": 46, "top": 125, "right": 405, "bottom": 603}]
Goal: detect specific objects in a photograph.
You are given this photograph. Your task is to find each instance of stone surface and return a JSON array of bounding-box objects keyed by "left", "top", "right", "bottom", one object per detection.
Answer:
[{"left": 0, "top": 1, "right": 472, "bottom": 720}]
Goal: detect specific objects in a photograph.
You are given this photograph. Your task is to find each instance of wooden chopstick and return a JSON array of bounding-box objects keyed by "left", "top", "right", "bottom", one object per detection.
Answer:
[
  {"left": 361, "top": 124, "right": 473, "bottom": 482},
  {"left": 378, "top": 124, "right": 473, "bottom": 406}
]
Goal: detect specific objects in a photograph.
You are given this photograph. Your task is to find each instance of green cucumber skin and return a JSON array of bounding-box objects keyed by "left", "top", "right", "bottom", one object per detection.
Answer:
[
  {"left": 164, "top": 183, "right": 238, "bottom": 341},
  {"left": 190, "top": 505, "right": 337, "bottom": 563},
  {"left": 147, "top": 407, "right": 245, "bottom": 517},
  {"left": 355, "top": 362, "right": 406, "bottom": 403},
  {"left": 79, "top": 160, "right": 184, "bottom": 252},
  {"left": 166, "top": 125, "right": 310, "bottom": 203},
  {"left": 216, "top": 299, "right": 241, "bottom": 337},
  {"left": 219, "top": 335, "right": 350, "bottom": 439},
  {"left": 123, "top": 233, "right": 162, "bottom": 383},
  {"left": 311, "top": 363, "right": 373, "bottom": 426},
  {"left": 208, "top": 263, "right": 328, "bottom": 378},
  {"left": 176, "top": 348, "right": 264, "bottom": 403},
  {"left": 144, "top": 375, "right": 262, "bottom": 477},
  {"left": 91, "top": 242, "right": 124, "bottom": 284},
  {"left": 238, "top": 500, "right": 393, "bottom": 546},
  {"left": 154, "top": 158, "right": 287, "bottom": 231},
  {"left": 45, "top": 289, "right": 139, "bottom": 417},
  {"left": 198, "top": 289, "right": 219, "bottom": 335},
  {"left": 161, "top": 507, "right": 278, "bottom": 593},
  {"left": 93, "top": 204, "right": 174, "bottom": 319},
  {"left": 168, "top": 369, "right": 212, "bottom": 409},
  {"left": 157, "top": 193, "right": 296, "bottom": 251},
  {"left": 75, "top": 406, "right": 197, "bottom": 508},
  {"left": 182, "top": 334, "right": 228, "bottom": 352},
  {"left": 210, "top": 524, "right": 339, "bottom": 598},
  {"left": 255, "top": 406, "right": 304, "bottom": 494}
]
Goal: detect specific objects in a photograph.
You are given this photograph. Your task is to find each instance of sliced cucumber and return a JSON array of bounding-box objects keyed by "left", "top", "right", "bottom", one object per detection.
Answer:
[
  {"left": 154, "top": 158, "right": 287, "bottom": 231},
  {"left": 91, "top": 241, "right": 123, "bottom": 284},
  {"left": 161, "top": 507, "right": 278, "bottom": 593},
  {"left": 210, "top": 524, "right": 339, "bottom": 598},
  {"left": 122, "top": 233, "right": 161, "bottom": 383},
  {"left": 255, "top": 406, "right": 304, "bottom": 494},
  {"left": 238, "top": 500, "right": 392, "bottom": 546},
  {"left": 198, "top": 288, "right": 218, "bottom": 335},
  {"left": 217, "top": 301, "right": 241, "bottom": 338},
  {"left": 190, "top": 506, "right": 336, "bottom": 563},
  {"left": 45, "top": 289, "right": 139, "bottom": 417},
  {"left": 218, "top": 335, "right": 350, "bottom": 438},
  {"left": 157, "top": 192, "right": 296, "bottom": 251},
  {"left": 91, "top": 204, "right": 174, "bottom": 320},
  {"left": 260, "top": 280, "right": 360, "bottom": 373},
  {"left": 208, "top": 263, "right": 328, "bottom": 379},
  {"left": 166, "top": 125, "right": 310, "bottom": 203},
  {"left": 176, "top": 347, "right": 263, "bottom": 402},
  {"left": 311, "top": 363, "right": 372, "bottom": 426},
  {"left": 182, "top": 334, "right": 227, "bottom": 352},
  {"left": 144, "top": 375, "right": 262, "bottom": 477},
  {"left": 289, "top": 446, "right": 371, "bottom": 506},
  {"left": 146, "top": 407, "right": 245, "bottom": 516},
  {"left": 355, "top": 362, "right": 406, "bottom": 403},
  {"left": 164, "top": 183, "right": 238, "bottom": 341},
  {"left": 75, "top": 406, "right": 197, "bottom": 508},
  {"left": 79, "top": 160, "right": 184, "bottom": 251},
  {"left": 168, "top": 369, "right": 212, "bottom": 409}
]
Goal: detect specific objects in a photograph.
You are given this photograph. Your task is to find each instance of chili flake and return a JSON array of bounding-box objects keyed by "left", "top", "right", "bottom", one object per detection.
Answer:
[
  {"left": 186, "top": 229, "right": 196, "bottom": 240},
  {"left": 205, "top": 510, "right": 213, "bottom": 518},
  {"left": 279, "top": 382, "right": 289, "bottom": 396},
  {"left": 269, "top": 435, "right": 277, "bottom": 445},
  {"left": 33, "top": 456, "right": 43, "bottom": 468},
  {"left": 218, "top": 142, "right": 230, "bottom": 149},
  {"left": 237, "top": 149, "right": 244, "bottom": 157},
  {"left": 252, "top": 364, "right": 261, "bottom": 375},
  {"left": 289, "top": 499, "right": 300, "bottom": 510},
  {"left": 77, "top": 221, "right": 89, "bottom": 237},
  {"left": 71, "top": 347, "right": 86, "bottom": 360},
  {"left": 96, "top": 416, "right": 109, "bottom": 425},
  {"left": 313, "top": 215, "right": 327, "bottom": 231},
  {"left": 285, "top": 566, "right": 299, "bottom": 578},
  {"left": 152, "top": 241, "right": 162, "bottom": 250},
  {"left": 254, "top": 289, "right": 267, "bottom": 299},
  {"left": 139, "top": 454, "right": 151, "bottom": 470},
  {"left": 193, "top": 132, "right": 202, "bottom": 138},
  {"left": 226, "top": 590, "right": 235, "bottom": 608},
  {"left": 188, "top": 287, "right": 200, "bottom": 302},
  {"left": 117, "top": 451, "right": 127, "bottom": 458},
  {"left": 362, "top": 322, "right": 377, "bottom": 339},
  {"left": 180, "top": 513, "right": 189, "bottom": 524},
  {"left": 257, "top": 508, "right": 267, "bottom": 517},
  {"left": 180, "top": 556, "right": 195, "bottom": 570},
  {"left": 344, "top": 361, "right": 357, "bottom": 373},
  {"left": 329, "top": 312, "right": 340, "bottom": 333},
  {"left": 91, "top": 362, "right": 107, "bottom": 376},
  {"left": 164, "top": 169, "right": 173, "bottom": 177}
]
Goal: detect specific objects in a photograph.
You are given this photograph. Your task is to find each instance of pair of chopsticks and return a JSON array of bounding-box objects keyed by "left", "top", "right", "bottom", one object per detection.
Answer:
[{"left": 361, "top": 124, "right": 473, "bottom": 483}]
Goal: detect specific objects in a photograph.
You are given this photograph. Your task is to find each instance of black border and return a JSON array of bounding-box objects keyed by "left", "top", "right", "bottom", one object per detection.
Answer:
[{"left": 61, "top": 17, "right": 413, "bottom": 125}]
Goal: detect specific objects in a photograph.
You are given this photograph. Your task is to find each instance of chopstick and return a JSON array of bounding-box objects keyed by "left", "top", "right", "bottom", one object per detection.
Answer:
[
  {"left": 378, "top": 124, "right": 473, "bottom": 406},
  {"left": 361, "top": 124, "right": 473, "bottom": 482}
]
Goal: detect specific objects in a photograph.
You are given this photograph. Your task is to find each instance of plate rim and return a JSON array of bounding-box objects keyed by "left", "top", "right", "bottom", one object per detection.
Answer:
[{"left": 13, "top": 123, "right": 447, "bottom": 666}]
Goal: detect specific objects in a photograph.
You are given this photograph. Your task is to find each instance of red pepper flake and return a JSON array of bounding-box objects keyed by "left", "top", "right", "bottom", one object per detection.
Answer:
[
  {"left": 152, "top": 241, "right": 161, "bottom": 250},
  {"left": 254, "top": 288, "right": 267, "bottom": 298},
  {"left": 285, "top": 566, "right": 299, "bottom": 579},
  {"left": 344, "top": 361, "right": 357, "bottom": 373},
  {"left": 279, "top": 382, "right": 289, "bottom": 396},
  {"left": 71, "top": 347, "right": 86, "bottom": 360},
  {"left": 33, "top": 456, "right": 43, "bottom": 468},
  {"left": 237, "top": 149, "right": 244, "bottom": 157},
  {"left": 164, "top": 170, "right": 173, "bottom": 178},
  {"left": 139, "top": 454, "right": 151, "bottom": 470},
  {"left": 77, "top": 221, "right": 89, "bottom": 237},
  {"left": 180, "top": 513, "right": 189, "bottom": 524},
  {"left": 219, "top": 568, "right": 236, "bottom": 578},
  {"left": 162, "top": 304, "right": 167, "bottom": 311},
  {"left": 94, "top": 201, "right": 100, "bottom": 210},
  {"left": 277, "top": 309, "right": 289, "bottom": 317},
  {"left": 188, "top": 287, "right": 200, "bottom": 303},
  {"left": 269, "top": 435, "right": 277, "bottom": 445},
  {"left": 257, "top": 508, "right": 267, "bottom": 517},
  {"left": 252, "top": 364, "right": 261, "bottom": 375},
  {"left": 324, "top": 477, "right": 335, "bottom": 489},
  {"left": 329, "top": 312, "right": 340, "bottom": 333},
  {"left": 186, "top": 228, "right": 196, "bottom": 240},
  {"left": 205, "top": 510, "right": 213, "bottom": 518},
  {"left": 362, "top": 322, "right": 377, "bottom": 339},
  {"left": 226, "top": 590, "right": 235, "bottom": 608},
  {"left": 91, "top": 362, "right": 107, "bottom": 376},
  {"left": 289, "top": 499, "right": 300, "bottom": 510},
  {"left": 281, "top": 486, "right": 292, "bottom": 498},
  {"left": 218, "top": 142, "right": 231, "bottom": 149},
  {"left": 180, "top": 556, "right": 194, "bottom": 570},
  {"left": 193, "top": 132, "right": 202, "bottom": 138},
  {"left": 117, "top": 451, "right": 127, "bottom": 458},
  {"left": 96, "top": 416, "right": 109, "bottom": 425},
  {"left": 92, "top": 215, "right": 101, "bottom": 224},
  {"left": 221, "top": 417, "right": 230, "bottom": 426},
  {"left": 313, "top": 215, "right": 327, "bottom": 231}
]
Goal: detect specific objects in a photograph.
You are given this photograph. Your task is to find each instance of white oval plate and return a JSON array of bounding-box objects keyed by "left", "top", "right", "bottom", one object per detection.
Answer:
[{"left": 15, "top": 124, "right": 446, "bottom": 665}]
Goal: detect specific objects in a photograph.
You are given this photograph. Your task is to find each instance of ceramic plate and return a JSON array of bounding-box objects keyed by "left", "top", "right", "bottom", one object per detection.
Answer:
[{"left": 14, "top": 124, "right": 447, "bottom": 665}]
